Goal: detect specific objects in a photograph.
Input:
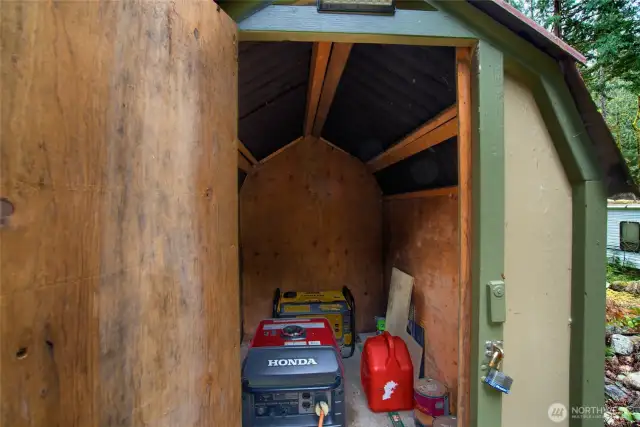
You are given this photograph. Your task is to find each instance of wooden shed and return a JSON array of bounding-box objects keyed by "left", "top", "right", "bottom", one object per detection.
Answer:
[{"left": 1, "top": 1, "right": 636, "bottom": 427}]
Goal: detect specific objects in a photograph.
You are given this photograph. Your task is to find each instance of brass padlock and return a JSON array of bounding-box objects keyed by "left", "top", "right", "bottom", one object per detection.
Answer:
[{"left": 482, "top": 343, "right": 513, "bottom": 394}]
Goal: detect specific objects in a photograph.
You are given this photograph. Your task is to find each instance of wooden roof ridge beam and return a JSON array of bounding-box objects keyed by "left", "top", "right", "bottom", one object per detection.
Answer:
[
  {"left": 304, "top": 42, "right": 333, "bottom": 136},
  {"left": 238, "top": 151, "right": 252, "bottom": 172},
  {"left": 311, "top": 43, "right": 353, "bottom": 137},
  {"left": 367, "top": 105, "right": 458, "bottom": 173},
  {"left": 237, "top": 139, "right": 258, "bottom": 165}
]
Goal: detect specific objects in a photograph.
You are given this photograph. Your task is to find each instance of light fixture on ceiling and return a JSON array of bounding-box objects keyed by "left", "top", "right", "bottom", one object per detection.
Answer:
[{"left": 317, "top": 0, "right": 396, "bottom": 15}]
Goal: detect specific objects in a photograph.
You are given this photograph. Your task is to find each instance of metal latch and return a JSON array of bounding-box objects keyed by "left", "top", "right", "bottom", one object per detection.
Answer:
[{"left": 487, "top": 280, "right": 506, "bottom": 323}]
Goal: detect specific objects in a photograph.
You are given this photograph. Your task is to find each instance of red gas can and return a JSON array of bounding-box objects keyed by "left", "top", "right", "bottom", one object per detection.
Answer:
[{"left": 361, "top": 331, "right": 414, "bottom": 412}]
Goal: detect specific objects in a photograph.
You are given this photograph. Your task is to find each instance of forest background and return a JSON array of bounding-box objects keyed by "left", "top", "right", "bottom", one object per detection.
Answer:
[{"left": 506, "top": 0, "right": 640, "bottom": 189}]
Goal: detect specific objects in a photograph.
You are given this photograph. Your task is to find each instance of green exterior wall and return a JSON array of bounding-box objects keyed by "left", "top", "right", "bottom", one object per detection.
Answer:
[{"left": 221, "top": 2, "right": 608, "bottom": 426}]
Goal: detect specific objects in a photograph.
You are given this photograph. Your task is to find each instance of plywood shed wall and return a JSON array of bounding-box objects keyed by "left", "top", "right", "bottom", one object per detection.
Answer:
[
  {"left": 383, "top": 192, "right": 460, "bottom": 412},
  {"left": 1, "top": 2, "right": 241, "bottom": 426},
  {"left": 240, "top": 137, "right": 384, "bottom": 336}
]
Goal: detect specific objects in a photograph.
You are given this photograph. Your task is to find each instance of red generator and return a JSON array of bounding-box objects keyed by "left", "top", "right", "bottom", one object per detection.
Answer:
[
  {"left": 242, "top": 318, "right": 347, "bottom": 427},
  {"left": 361, "top": 331, "right": 414, "bottom": 412}
]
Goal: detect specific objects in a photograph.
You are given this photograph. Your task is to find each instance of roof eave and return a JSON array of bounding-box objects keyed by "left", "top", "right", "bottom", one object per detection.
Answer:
[{"left": 468, "top": 0, "right": 586, "bottom": 64}]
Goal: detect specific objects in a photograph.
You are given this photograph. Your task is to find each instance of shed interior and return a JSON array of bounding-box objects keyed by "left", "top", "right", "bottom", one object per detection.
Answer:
[{"left": 237, "top": 41, "right": 464, "bottom": 412}]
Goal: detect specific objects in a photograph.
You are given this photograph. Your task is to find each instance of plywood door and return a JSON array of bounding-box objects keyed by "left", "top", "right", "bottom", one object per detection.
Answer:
[{"left": 1, "top": 2, "right": 239, "bottom": 426}]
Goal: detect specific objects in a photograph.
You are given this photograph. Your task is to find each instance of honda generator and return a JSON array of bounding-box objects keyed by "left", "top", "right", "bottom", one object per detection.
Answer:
[
  {"left": 241, "top": 318, "right": 347, "bottom": 427},
  {"left": 272, "top": 287, "right": 356, "bottom": 358}
]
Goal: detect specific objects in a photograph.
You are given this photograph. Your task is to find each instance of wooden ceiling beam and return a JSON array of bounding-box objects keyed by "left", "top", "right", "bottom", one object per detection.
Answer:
[
  {"left": 367, "top": 105, "right": 458, "bottom": 173},
  {"left": 238, "top": 151, "right": 252, "bottom": 172},
  {"left": 237, "top": 139, "right": 258, "bottom": 165},
  {"left": 304, "top": 42, "right": 333, "bottom": 136},
  {"left": 311, "top": 43, "right": 353, "bottom": 137}
]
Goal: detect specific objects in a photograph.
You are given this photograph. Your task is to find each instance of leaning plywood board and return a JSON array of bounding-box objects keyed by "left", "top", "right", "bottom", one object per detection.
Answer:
[
  {"left": 385, "top": 268, "right": 422, "bottom": 382},
  {"left": 385, "top": 267, "right": 415, "bottom": 337},
  {"left": 402, "top": 330, "right": 423, "bottom": 383}
]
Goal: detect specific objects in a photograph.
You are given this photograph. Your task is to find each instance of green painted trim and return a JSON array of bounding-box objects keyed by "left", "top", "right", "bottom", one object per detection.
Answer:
[
  {"left": 430, "top": 1, "right": 556, "bottom": 75},
  {"left": 470, "top": 41, "right": 504, "bottom": 427},
  {"left": 239, "top": 5, "right": 477, "bottom": 44},
  {"left": 430, "top": 7, "right": 608, "bottom": 420},
  {"left": 217, "top": 0, "right": 274, "bottom": 22},
  {"left": 540, "top": 72, "right": 602, "bottom": 182},
  {"left": 504, "top": 61, "right": 601, "bottom": 184},
  {"left": 570, "top": 181, "right": 606, "bottom": 427},
  {"left": 431, "top": 0, "right": 601, "bottom": 184}
]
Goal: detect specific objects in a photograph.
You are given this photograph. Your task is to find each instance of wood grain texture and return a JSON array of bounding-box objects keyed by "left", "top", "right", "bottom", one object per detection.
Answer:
[
  {"left": 1, "top": 2, "right": 240, "bottom": 426},
  {"left": 456, "top": 46, "right": 472, "bottom": 427},
  {"left": 383, "top": 186, "right": 458, "bottom": 201},
  {"left": 237, "top": 140, "right": 258, "bottom": 165},
  {"left": 240, "top": 137, "right": 383, "bottom": 336},
  {"left": 259, "top": 136, "right": 304, "bottom": 164},
  {"left": 383, "top": 195, "right": 460, "bottom": 412},
  {"left": 367, "top": 105, "right": 457, "bottom": 170},
  {"left": 239, "top": 151, "right": 252, "bottom": 172},
  {"left": 311, "top": 43, "right": 353, "bottom": 137},
  {"left": 369, "top": 117, "right": 459, "bottom": 172},
  {"left": 304, "top": 42, "right": 333, "bottom": 136}
]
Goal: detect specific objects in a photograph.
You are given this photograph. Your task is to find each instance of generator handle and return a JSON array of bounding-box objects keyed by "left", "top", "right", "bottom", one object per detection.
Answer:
[
  {"left": 272, "top": 288, "right": 281, "bottom": 318},
  {"left": 242, "top": 378, "right": 342, "bottom": 394},
  {"left": 342, "top": 286, "right": 356, "bottom": 358}
]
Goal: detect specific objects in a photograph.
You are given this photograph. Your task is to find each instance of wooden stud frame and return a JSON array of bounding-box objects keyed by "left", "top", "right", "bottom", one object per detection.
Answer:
[
  {"left": 367, "top": 105, "right": 458, "bottom": 172},
  {"left": 238, "top": 152, "right": 253, "bottom": 172},
  {"left": 456, "top": 46, "right": 473, "bottom": 427},
  {"left": 310, "top": 43, "right": 353, "bottom": 137},
  {"left": 304, "top": 42, "right": 333, "bottom": 136},
  {"left": 237, "top": 139, "right": 258, "bottom": 165}
]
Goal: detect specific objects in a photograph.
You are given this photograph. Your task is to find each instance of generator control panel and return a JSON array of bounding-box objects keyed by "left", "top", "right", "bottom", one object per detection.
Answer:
[{"left": 253, "top": 391, "right": 331, "bottom": 417}]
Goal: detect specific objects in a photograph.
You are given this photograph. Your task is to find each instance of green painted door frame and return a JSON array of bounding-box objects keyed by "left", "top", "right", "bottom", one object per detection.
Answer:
[
  {"left": 223, "top": 2, "right": 607, "bottom": 426},
  {"left": 470, "top": 41, "right": 505, "bottom": 427}
]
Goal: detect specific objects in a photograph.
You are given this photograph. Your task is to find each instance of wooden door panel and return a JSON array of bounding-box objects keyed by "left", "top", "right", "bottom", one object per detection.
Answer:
[{"left": 1, "top": 2, "right": 239, "bottom": 426}]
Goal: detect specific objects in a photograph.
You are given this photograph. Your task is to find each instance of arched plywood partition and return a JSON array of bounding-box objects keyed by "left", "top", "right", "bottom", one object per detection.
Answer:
[
  {"left": 1, "top": 2, "right": 240, "bottom": 426},
  {"left": 240, "top": 137, "right": 384, "bottom": 336}
]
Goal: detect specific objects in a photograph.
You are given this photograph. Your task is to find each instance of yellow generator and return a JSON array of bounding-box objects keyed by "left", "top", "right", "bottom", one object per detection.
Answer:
[{"left": 272, "top": 286, "right": 356, "bottom": 358}]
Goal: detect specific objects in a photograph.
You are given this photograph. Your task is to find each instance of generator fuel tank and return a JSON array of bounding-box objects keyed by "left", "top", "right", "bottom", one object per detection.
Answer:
[{"left": 272, "top": 288, "right": 356, "bottom": 358}]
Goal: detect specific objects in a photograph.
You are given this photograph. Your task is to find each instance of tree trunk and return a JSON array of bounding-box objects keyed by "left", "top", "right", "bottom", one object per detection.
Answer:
[
  {"left": 634, "top": 95, "right": 640, "bottom": 172},
  {"left": 553, "top": 0, "right": 562, "bottom": 37},
  {"left": 530, "top": 0, "right": 535, "bottom": 19},
  {"left": 599, "top": 67, "right": 607, "bottom": 120}
]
